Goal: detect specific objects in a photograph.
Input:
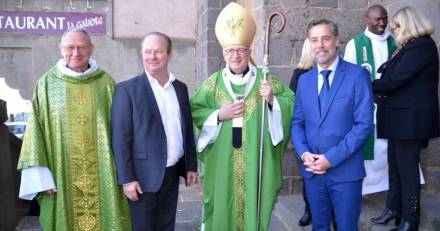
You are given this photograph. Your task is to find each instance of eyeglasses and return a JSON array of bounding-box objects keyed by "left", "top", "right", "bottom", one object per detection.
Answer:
[
  {"left": 223, "top": 48, "right": 249, "bottom": 56},
  {"left": 62, "top": 45, "right": 90, "bottom": 53},
  {"left": 143, "top": 49, "right": 166, "bottom": 55}
]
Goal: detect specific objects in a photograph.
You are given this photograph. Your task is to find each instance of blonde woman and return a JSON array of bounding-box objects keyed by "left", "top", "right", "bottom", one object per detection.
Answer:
[
  {"left": 289, "top": 39, "right": 315, "bottom": 93},
  {"left": 371, "top": 6, "right": 439, "bottom": 231}
]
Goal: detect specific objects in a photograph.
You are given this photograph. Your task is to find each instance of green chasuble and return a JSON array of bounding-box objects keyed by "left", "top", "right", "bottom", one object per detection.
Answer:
[
  {"left": 17, "top": 65, "right": 131, "bottom": 231},
  {"left": 191, "top": 68, "right": 294, "bottom": 231},
  {"left": 354, "top": 33, "right": 397, "bottom": 160}
]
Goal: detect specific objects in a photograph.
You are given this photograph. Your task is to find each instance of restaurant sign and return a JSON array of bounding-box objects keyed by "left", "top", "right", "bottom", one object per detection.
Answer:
[{"left": 0, "top": 11, "right": 105, "bottom": 35}]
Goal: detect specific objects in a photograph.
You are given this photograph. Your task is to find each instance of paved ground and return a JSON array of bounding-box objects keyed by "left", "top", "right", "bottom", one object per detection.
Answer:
[
  {"left": 17, "top": 182, "right": 438, "bottom": 231},
  {"left": 175, "top": 183, "right": 313, "bottom": 231},
  {"left": 174, "top": 183, "right": 404, "bottom": 231}
]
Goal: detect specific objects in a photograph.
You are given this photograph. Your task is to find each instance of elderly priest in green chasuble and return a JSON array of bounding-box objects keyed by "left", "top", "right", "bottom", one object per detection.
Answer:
[
  {"left": 17, "top": 29, "right": 131, "bottom": 231},
  {"left": 191, "top": 3, "right": 294, "bottom": 231}
]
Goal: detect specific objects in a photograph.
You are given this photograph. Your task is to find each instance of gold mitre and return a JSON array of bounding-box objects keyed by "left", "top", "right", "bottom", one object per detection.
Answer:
[{"left": 215, "top": 2, "right": 256, "bottom": 48}]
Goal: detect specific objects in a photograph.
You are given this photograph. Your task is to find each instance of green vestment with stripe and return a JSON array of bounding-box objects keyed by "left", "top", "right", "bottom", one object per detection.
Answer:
[
  {"left": 17, "top": 65, "right": 131, "bottom": 231},
  {"left": 191, "top": 68, "right": 294, "bottom": 231},
  {"left": 354, "top": 33, "right": 397, "bottom": 160}
]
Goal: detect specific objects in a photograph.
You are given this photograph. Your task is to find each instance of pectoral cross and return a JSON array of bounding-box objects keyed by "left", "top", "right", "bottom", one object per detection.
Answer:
[{"left": 233, "top": 95, "right": 244, "bottom": 148}]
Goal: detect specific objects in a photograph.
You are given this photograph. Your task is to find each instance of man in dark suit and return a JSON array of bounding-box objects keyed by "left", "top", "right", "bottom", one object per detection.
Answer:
[
  {"left": 291, "top": 19, "right": 374, "bottom": 230},
  {"left": 111, "top": 31, "right": 198, "bottom": 231}
]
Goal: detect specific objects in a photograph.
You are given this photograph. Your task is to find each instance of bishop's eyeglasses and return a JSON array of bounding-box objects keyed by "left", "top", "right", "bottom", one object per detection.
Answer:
[{"left": 223, "top": 48, "right": 249, "bottom": 56}]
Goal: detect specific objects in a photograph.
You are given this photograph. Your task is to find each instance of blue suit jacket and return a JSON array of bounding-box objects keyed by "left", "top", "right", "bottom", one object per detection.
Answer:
[
  {"left": 291, "top": 58, "right": 374, "bottom": 182},
  {"left": 111, "top": 73, "right": 197, "bottom": 193}
]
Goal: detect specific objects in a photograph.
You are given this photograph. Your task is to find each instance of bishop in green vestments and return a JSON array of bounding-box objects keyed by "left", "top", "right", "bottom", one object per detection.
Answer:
[
  {"left": 17, "top": 29, "right": 131, "bottom": 231},
  {"left": 191, "top": 3, "right": 294, "bottom": 231}
]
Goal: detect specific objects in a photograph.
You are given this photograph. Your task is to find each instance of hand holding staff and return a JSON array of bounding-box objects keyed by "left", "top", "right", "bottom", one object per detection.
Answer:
[{"left": 256, "top": 11, "right": 286, "bottom": 231}]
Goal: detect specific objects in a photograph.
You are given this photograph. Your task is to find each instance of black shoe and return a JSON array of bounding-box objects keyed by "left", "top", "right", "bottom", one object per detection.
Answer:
[
  {"left": 298, "top": 207, "right": 311, "bottom": 226},
  {"left": 371, "top": 208, "right": 401, "bottom": 226},
  {"left": 389, "top": 220, "right": 418, "bottom": 231},
  {"left": 332, "top": 221, "right": 337, "bottom": 231}
]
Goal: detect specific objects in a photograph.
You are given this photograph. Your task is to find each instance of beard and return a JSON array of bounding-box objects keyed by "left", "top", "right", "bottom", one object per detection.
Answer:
[{"left": 315, "top": 48, "right": 337, "bottom": 66}]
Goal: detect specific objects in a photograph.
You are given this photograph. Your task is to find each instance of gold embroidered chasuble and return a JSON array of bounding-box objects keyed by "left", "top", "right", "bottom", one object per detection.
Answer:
[
  {"left": 17, "top": 65, "right": 131, "bottom": 231},
  {"left": 191, "top": 68, "right": 294, "bottom": 231}
]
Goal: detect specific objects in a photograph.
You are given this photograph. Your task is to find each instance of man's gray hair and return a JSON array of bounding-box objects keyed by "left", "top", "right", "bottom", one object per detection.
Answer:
[
  {"left": 60, "top": 28, "right": 92, "bottom": 45},
  {"left": 307, "top": 19, "right": 339, "bottom": 37}
]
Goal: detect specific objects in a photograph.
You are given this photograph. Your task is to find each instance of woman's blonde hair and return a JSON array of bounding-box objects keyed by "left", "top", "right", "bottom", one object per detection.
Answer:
[
  {"left": 297, "top": 39, "right": 315, "bottom": 69},
  {"left": 391, "top": 6, "right": 434, "bottom": 45}
]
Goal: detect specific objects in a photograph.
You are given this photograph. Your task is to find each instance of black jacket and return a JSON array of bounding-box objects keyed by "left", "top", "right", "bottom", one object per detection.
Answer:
[
  {"left": 289, "top": 68, "right": 311, "bottom": 93},
  {"left": 373, "top": 36, "right": 440, "bottom": 140}
]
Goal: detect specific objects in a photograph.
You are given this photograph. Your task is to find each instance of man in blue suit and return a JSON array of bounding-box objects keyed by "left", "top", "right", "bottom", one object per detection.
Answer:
[
  {"left": 291, "top": 19, "right": 374, "bottom": 230},
  {"left": 111, "top": 32, "right": 198, "bottom": 231}
]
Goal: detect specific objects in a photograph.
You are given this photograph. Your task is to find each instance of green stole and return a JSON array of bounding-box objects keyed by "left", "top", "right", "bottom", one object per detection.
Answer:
[{"left": 354, "top": 32, "right": 397, "bottom": 160}]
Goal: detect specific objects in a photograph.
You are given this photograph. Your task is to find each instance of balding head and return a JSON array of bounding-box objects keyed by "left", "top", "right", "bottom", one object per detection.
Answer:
[
  {"left": 366, "top": 5, "right": 386, "bottom": 17},
  {"left": 61, "top": 28, "right": 92, "bottom": 46},
  {"left": 365, "top": 5, "right": 388, "bottom": 35}
]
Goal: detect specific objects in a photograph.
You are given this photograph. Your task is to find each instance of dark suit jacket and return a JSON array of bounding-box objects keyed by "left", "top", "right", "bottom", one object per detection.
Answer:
[
  {"left": 373, "top": 36, "right": 440, "bottom": 140},
  {"left": 292, "top": 58, "right": 374, "bottom": 182},
  {"left": 111, "top": 73, "right": 197, "bottom": 193}
]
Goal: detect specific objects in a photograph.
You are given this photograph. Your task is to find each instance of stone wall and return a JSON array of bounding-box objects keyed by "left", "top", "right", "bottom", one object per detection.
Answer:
[
  {"left": 195, "top": 0, "right": 232, "bottom": 87},
  {"left": 196, "top": 0, "right": 440, "bottom": 195},
  {"left": 113, "top": 0, "right": 196, "bottom": 39}
]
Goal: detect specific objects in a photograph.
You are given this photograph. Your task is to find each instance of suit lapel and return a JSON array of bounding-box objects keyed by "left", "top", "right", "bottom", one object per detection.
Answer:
[
  {"left": 319, "top": 59, "right": 345, "bottom": 125},
  {"left": 307, "top": 67, "right": 321, "bottom": 118},
  {"left": 173, "top": 81, "right": 187, "bottom": 137},
  {"left": 138, "top": 73, "right": 162, "bottom": 121}
]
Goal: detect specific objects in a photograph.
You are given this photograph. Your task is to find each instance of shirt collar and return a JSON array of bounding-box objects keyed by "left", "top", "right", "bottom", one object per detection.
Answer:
[
  {"left": 145, "top": 70, "right": 176, "bottom": 88},
  {"left": 365, "top": 28, "right": 391, "bottom": 41},
  {"left": 224, "top": 63, "right": 256, "bottom": 86},
  {"left": 56, "top": 58, "right": 99, "bottom": 77},
  {"left": 317, "top": 56, "right": 339, "bottom": 74}
]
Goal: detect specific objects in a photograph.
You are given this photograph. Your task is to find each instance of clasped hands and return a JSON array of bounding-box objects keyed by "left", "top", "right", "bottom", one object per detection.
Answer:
[
  {"left": 218, "top": 80, "right": 273, "bottom": 121},
  {"left": 302, "top": 152, "right": 331, "bottom": 174}
]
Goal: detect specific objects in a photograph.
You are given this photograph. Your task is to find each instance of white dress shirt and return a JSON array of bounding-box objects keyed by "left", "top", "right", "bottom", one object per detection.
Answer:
[{"left": 146, "top": 71, "right": 184, "bottom": 167}]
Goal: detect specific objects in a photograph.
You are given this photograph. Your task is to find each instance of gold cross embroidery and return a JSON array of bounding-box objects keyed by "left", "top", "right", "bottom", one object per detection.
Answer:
[
  {"left": 225, "top": 17, "right": 244, "bottom": 37},
  {"left": 76, "top": 114, "right": 89, "bottom": 126},
  {"left": 75, "top": 134, "right": 90, "bottom": 152},
  {"left": 76, "top": 175, "right": 92, "bottom": 192},
  {"left": 74, "top": 93, "right": 89, "bottom": 106},
  {"left": 79, "top": 214, "right": 96, "bottom": 231},
  {"left": 79, "top": 196, "right": 94, "bottom": 209},
  {"left": 79, "top": 156, "right": 88, "bottom": 169}
]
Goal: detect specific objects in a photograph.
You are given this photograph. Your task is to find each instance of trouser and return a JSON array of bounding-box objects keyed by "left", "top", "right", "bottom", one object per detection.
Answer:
[
  {"left": 303, "top": 181, "right": 310, "bottom": 210},
  {"left": 305, "top": 175, "right": 362, "bottom": 231},
  {"left": 128, "top": 166, "right": 179, "bottom": 231},
  {"left": 386, "top": 139, "right": 423, "bottom": 224}
]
